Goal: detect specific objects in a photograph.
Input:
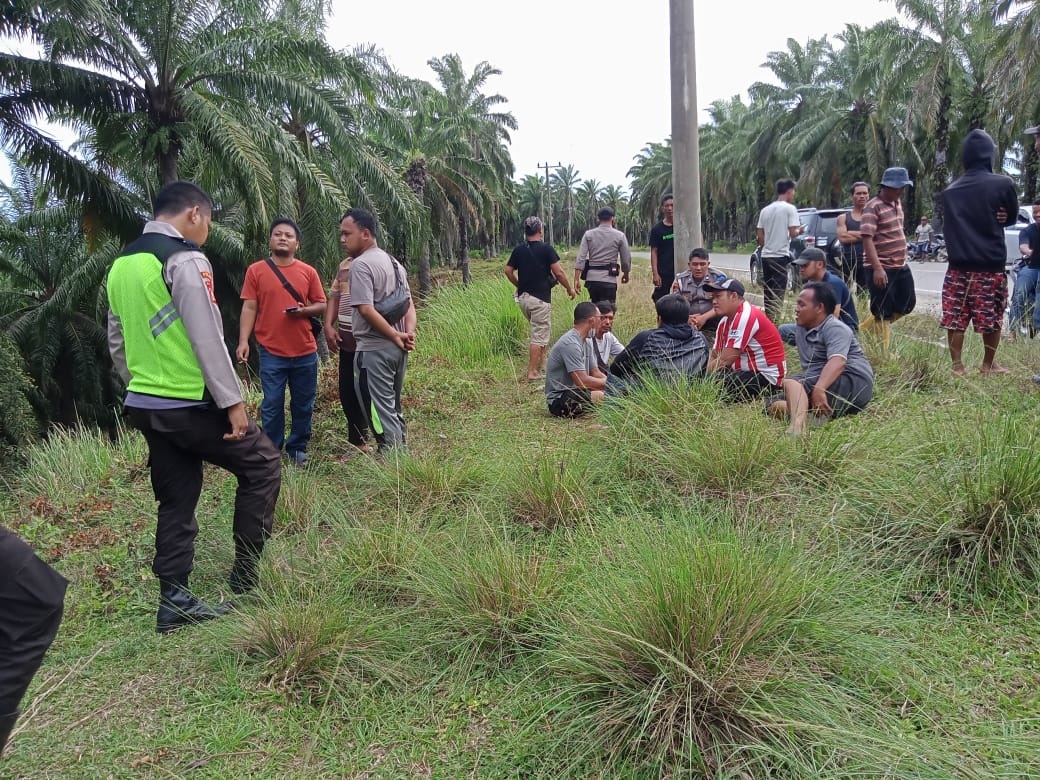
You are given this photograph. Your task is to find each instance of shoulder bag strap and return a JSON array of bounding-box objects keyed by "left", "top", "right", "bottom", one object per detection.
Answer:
[{"left": 264, "top": 257, "right": 306, "bottom": 305}]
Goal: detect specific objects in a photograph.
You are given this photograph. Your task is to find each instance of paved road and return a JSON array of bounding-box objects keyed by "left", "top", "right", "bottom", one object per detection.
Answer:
[
  {"left": 632, "top": 250, "right": 947, "bottom": 309},
  {"left": 707, "top": 252, "right": 947, "bottom": 305}
]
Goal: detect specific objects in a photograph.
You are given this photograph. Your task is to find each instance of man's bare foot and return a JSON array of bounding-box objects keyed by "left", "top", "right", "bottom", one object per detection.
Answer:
[
  {"left": 979, "top": 364, "right": 1010, "bottom": 375},
  {"left": 951, "top": 364, "right": 966, "bottom": 377}
]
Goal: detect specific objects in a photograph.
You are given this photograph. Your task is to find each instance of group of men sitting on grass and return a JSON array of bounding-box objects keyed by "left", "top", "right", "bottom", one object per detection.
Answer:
[{"left": 543, "top": 255, "right": 874, "bottom": 436}]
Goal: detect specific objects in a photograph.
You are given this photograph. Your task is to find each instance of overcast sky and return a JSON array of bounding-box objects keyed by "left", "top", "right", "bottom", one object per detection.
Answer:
[
  {"left": 1, "top": 1, "right": 901, "bottom": 190},
  {"left": 328, "top": 1, "right": 900, "bottom": 189}
]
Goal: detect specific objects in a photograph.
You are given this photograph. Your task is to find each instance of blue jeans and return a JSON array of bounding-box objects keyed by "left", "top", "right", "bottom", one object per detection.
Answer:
[
  {"left": 258, "top": 345, "right": 318, "bottom": 456},
  {"left": 1010, "top": 266, "right": 1040, "bottom": 332},
  {"left": 778, "top": 323, "right": 797, "bottom": 345}
]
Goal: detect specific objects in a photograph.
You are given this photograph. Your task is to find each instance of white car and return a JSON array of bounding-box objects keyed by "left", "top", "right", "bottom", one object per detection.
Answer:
[{"left": 1006, "top": 205, "right": 1035, "bottom": 263}]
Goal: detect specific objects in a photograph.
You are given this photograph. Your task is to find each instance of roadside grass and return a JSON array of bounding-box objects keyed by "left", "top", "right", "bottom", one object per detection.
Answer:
[
  {"left": 3, "top": 265, "right": 1040, "bottom": 777},
  {"left": 542, "top": 518, "right": 944, "bottom": 777}
]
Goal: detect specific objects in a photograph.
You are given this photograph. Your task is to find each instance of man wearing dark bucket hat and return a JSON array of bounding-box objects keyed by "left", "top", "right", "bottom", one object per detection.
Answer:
[{"left": 859, "top": 167, "right": 916, "bottom": 354}]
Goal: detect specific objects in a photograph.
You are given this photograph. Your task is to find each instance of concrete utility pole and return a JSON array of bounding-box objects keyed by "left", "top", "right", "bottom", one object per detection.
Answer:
[
  {"left": 670, "top": 0, "right": 702, "bottom": 273},
  {"left": 538, "top": 161, "right": 562, "bottom": 245}
]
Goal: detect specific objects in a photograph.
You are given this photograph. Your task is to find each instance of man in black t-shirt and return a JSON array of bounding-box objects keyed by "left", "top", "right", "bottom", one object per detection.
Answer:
[
  {"left": 505, "top": 216, "right": 576, "bottom": 380},
  {"left": 649, "top": 194, "right": 675, "bottom": 302}
]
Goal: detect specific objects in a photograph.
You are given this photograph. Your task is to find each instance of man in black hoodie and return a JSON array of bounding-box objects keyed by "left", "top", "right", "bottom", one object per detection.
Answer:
[
  {"left": 940, "top": 129, "right": 1019, "bottom": 376},
  {"left": 607, "top": 294, "right": 708, "bottom": 391}
]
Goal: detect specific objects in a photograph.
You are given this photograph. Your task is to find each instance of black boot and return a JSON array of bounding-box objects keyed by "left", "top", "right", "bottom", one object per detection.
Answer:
[
  {"left": 228, "top": 555, "right": 259, "bottom": 595},
  {"left": 228, "top": 541, "right": 262, "bottom": 595},
  {"left": 0, "top": 709, "right": 18, "bottom": 758},
  {"left": 156, "top": 574, "right": 232, "bottom": 634}
]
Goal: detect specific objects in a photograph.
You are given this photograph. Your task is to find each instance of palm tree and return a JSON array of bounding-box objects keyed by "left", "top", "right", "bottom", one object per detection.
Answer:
[
  {"left": 516, "top": 174, "right": 544, "bottom": 221},
  {"left": 0, "top": 163, "right": 121, "bottom": 429},
  {"left": 628, "top": 140, "right": 672, "bottom": 226},
  {"left": 575, "top": 179, "right": 603, "bottom": 230},
  {"left": 779, "top": 22, "right": 921, "bottom": 206},
  {"left": 894, "top": 0, "right": 995, "bottom": 229},
  {"left": 0, "top": 0, "right": 380, "bottom": 244},
  {"left": 425, "top": 54, "right": 516, "bottom": 283},
  {"left": 550, "top": 164, "right": 581, "bottom": 246},
  {"left": 992, "top": 0, "right": 1040, "bottom": 200}
]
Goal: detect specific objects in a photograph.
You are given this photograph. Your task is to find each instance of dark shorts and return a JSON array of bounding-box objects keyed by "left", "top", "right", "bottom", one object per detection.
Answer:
[
  {"left": 717, "top": 369, "right": 778, "bottom": 402},
  {"left": 548, "top": 388, "right": 593, "bottom": 418},
  {"left": 798, "top": 372, "right": 873, "bottom": 418},
  {"left": 939, "top": 268, "right": 1008, "bottom": 333},
  {"left": 868, "top": 265, "right": 916, "bottom": 320},
  {"left": 585, "top": 280, "right": 618, "bottom": 304}
]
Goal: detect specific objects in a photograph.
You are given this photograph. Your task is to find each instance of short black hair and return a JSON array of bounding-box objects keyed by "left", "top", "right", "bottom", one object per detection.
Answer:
[
  {"left": 655, "top": 293, "right": 690, "bottom": 326},
  {"left": 597, "top": 206, "right": 615, "bottom": 221},
  {"left": 270, "top": 216, "right": 301, "bottom": 241},
  {"left": 153, "top": 181, "right": 212, "bottom": 218},
  {"left": 594, "top": 300, "right": 616, "bottom": 315},
  {"left": 661, "top": 193, "right": 674, "bottom": 205},
  {"left": 689, "top": 247, "right": 709, "bottom": 261},
  {"left": 1033, "top": 199, "right": 1040, "bottom": 206},
  {"left": 341, "top": 207, "right": 378, "bottom": 235},
  {"left": 574, "top": 301, "right": 599, "bottom": 324},
  {"left": 804, "top": 280, "right": 837, "bottom": 315},
  {"left": 776, "top": 178, "right": 796, "bottom": 196},
  {"left": 851, "top": 181, "right": 869, "bottom": 193}
]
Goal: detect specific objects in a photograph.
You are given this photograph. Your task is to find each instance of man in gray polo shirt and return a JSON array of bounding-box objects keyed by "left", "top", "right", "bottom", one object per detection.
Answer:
[
  {"left": 340, "top": 207, "right": 416, "bottom": 452},
  {"left": 545, "top": 302, "right": 606, "bottom": 418},
  {"left": 573, "top": 207, "right": 632, "bottom": 304},
  {"left": 769, "top": 281, "right": 873, "bottom": 435}
]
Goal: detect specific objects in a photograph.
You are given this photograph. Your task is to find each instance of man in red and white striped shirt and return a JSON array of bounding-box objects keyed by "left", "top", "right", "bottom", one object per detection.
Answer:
[{"left": 704, "top": 278, "right": 787, "bottom": 400}]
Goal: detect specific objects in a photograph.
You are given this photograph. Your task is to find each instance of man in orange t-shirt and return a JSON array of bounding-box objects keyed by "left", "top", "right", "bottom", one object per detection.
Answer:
[{"left": 237, "top": 218, "right": 326, "bottom": 466}]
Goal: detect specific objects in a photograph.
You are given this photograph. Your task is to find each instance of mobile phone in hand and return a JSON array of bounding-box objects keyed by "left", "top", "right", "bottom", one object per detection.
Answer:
[{"left": 285, "top": 306, "right": 299, "bottom": 312}]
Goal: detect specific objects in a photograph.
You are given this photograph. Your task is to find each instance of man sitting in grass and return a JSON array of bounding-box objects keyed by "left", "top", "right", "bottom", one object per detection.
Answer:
[
  {"left": 768, "top": 281, "right": 874, "bottom": 435},
  {"left": 607, "top": 294, "right": 708, "bottom": 391},
  {"left": 671, "top": 247, "right": 726, "bottom": 340},
  {"left": 587, "top": 300, "right": 625, "bottom": 374},
  {"left": 704, "top": 277, "right": 787, "bottom": 401},
  {"left": 545, "top": 302, "right": 607, "bottom": 418}
]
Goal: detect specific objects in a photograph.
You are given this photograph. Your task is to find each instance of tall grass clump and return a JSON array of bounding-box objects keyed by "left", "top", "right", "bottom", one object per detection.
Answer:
[
  {"left": 416, "top": 278, "right": 526, "bottom": 367},
  {"left": 409, "top": 527, "right": 558, "bottom": 659},
  {"left": 874, "top": 410, "right": 1040, "bottom": 595},
  {"left": 363, "top": 452, "right": 495, "bottom": 520},
  {"left": 602, "top": 380, "right": 786, "bottom": 498},
  {"left": 510, "top": 455, "right": 592, "bottom": 530},
  {"left": 231, "top": 576, "right": 405, "bottom": 699},
  {"left": 16, "top": 425, "right": 115, "bottom": 499},
  {"left": 545, "top": 523, "right": 916, "bottom": 776},
  {"left": 274, "top": 467, "right": 327, "bottom": 535},
  {"left": 328, "top": 514, "right": 428, "bottom": 602}
]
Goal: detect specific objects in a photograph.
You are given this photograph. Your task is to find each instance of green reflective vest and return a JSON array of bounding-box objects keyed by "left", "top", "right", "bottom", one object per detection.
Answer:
[{"left": 108, "top": 233, "right": 207, "bottom": 400}]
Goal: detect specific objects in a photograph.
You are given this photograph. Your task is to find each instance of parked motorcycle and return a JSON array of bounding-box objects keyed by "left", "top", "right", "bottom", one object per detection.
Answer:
[{"left": 907, "top": 233, "right": 946, "bottom": 262}]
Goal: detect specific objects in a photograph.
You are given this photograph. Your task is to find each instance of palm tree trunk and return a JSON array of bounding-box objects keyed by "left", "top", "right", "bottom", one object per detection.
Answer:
[
  {"left": 931, "top": 87, "right": 952, "bottom": 232},
  {"left": 459, "top": 221, "right": 471, "bottom": 286},
  {"left": 158, "top": 142, "right": 180, "bottom": 186},
  {"left": 1025, "top": 144, "right": 1038, "bottom": 204},
  {"left": 418, "top": 247, "right": 432, "bottom": 294},
  {"left": 405, "top": 159, "right": 432, "bottom": 296}
]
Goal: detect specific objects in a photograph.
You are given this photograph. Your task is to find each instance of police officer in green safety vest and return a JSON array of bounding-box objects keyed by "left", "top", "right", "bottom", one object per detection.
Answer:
[{"left": 107, "top": 181, "right": 281, "bottom": 634}]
